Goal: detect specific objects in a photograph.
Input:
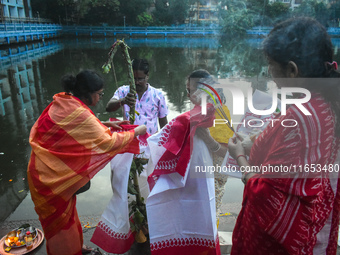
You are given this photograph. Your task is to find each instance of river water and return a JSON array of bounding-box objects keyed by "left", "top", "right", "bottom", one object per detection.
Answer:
[{"left": 1, "top": 36, "right": 340, "bottom": 226}]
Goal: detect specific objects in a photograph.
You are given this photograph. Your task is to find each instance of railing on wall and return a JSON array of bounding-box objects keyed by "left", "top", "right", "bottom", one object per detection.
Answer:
[
  {"left": 62, "top": 25, "right": 221, "bottom": 37},
  {"left": 0, "top": 17, "right": 52, "bottom": 24},
  {"left": 0, "top": 23, "right": 61, "bottom": 32},
  {"left": 0, "top": 23, "right": 62, "bottom": 45},
  {"left": 247, "top": 26, "right": 340, "bottom": 37}
]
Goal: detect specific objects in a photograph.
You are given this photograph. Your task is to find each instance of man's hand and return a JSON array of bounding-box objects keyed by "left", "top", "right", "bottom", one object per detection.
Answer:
[
  {"left": 106, "top": 93, "right": 136, "bottom": 112},
  {"left": 121, "top": 93, "right": 136, "bottom": 108}
]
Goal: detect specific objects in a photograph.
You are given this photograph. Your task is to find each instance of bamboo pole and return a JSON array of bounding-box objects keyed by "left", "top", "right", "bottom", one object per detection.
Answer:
[
  {"left": 102, "top": 40, "right": 147, "bottom": 242},
  {"left": 102, "top": 40, "right": 136, "bottom": 123}
]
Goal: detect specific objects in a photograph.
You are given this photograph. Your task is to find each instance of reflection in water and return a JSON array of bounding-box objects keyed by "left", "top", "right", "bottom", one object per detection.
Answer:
[
  {"left": 0, "top": 40, "right": 63, "bottom": 222},
  {"left": 2, "top": 37, "right": 340, "bottom": 224}
]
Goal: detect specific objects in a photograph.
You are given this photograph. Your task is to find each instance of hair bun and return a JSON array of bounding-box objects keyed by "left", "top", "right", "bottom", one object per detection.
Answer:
[{"left": 61, "top": 74, "right": 77, "bottom": 93}]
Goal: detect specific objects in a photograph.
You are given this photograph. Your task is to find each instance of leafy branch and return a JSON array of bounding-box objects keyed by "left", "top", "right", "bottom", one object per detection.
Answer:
[{"left": 102, "top": 40, "right": 148, "bottom": 243}]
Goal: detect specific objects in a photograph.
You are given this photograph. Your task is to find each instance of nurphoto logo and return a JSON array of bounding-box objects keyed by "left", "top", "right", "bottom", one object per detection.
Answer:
[{"left": 200, "top": 86, "right": 311, "bottom": 128}]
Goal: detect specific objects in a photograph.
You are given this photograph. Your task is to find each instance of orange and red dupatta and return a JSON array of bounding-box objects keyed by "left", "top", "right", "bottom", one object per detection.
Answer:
[{"left": 27, "top": 92, "right": 139, "bottom": 255}]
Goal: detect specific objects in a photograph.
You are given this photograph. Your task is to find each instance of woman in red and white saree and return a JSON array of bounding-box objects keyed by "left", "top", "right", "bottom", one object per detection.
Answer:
[
  {"left": 27, "top": 70, "right": 146, "bottom": 255},
  {"left": 228, "top": 18, "right": 340, "bottom": 255},
  {"left": 230, "top": 94, "right": 340, "bottom": 254},
  {"left": 146, "top": 104, "right": 221, "bottom": 255},
  {"left": 146, "top": 70, "right": 226, "bottom": 255}
]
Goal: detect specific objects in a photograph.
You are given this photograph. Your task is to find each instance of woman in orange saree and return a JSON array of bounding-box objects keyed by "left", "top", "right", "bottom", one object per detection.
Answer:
[{"left": 27, "top": 70, "right": 146, "bottom": 255}]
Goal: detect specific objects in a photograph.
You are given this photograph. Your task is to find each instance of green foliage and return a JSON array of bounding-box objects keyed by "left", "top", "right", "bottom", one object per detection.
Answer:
[
  {"left": 219, "top": 0, "right": 336, "bottom": 31},
  {"left": 74, "top": 0, "right": 92, "bottom": 24},
  {"left": 91, "top": 0, "right": 120, "bottom": 8},
  {"left": 246, "top": 0, "right": 269, "bottom": 13},
  {"left": 313, "top": 2, "right": 331, "bottom": 26},
  {"left": 290, "top": 0, "right": 331, "bottom": 26},
  {"left": 137, "top": 12, "right": 154, "bottom": 26},
  {"left": 265, "top": 2, "right": 290, "bottom": 25},
  {"left": 220, "top": 8, "right": 256, "bottom": 38},
  {"left": 219, "top": 0, "right": 269, "bottom": 38},
  {"left": 217, "top": 38, "right": 266, "bottom": 78},
  {"left": 330, "top": 2, "right": 340, "bottom": 19},
  {"left": 31, "top": 0, "right": 65, "bottom": 23},
  {"left": 31, "top": 0, "right": 340, "bottom": 27},
  {"left": 265, "top": 2, "right": 290, "bottom": 19},
  {"left": 153, "top": 0, "right": 171, "bottom": 25},
  {"left": 57, "top": 0, "right": 74, "bottom": 6},
  {"left": 119, "top": 0, "right": 153, "bottom": 26},
  {"left": 82, "top": 0, "right": 120, "bottom": 25},
  {"left": 127, "top": 157, "right": 148, "bottom": 233},
  {"left": 129, "top": 200, "right": 147, "bottom": 232},
  {"left": 170, "top": 0, "right": 190, "bottom": 24},
  {"left": 32, "top": 0, "right": 120, "bottom": 25},
  {"left": 292, "top": 0, "right": 315, "bottom": 17},
  {"left": 153, "top": 0, "right": 190, "bottom": 25}
]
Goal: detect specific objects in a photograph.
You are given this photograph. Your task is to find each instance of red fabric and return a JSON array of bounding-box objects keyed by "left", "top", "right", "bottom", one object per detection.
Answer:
[
  {"left": 151, "top": 237, "right": 220, "bottom": 255},
  {"left": 148, "top": 104, "right": 215, "bottom": 190},
  {"left": 109, "top": 117, "right": 151, "bottom": 145},
  {"left": 147, "top": 104, "right": 220, "bottom": 255},
  {"left": 90, "top": 221, "right": 135, "bottom": 254},
  {"left": 231, "top": 94, "right": 340, "bottom": 255},
  {"left": 27, "top": 92, "right": 140, "bottom": 255}
]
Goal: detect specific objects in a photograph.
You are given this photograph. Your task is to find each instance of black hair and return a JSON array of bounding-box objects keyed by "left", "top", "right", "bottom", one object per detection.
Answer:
[
  {"left": 187, "top": 69, "right": 227, "bottom": 104},
  {"left": 188, "top": 69, "right": 211, "bottom": 80},
  {"left": 263, "top": 17, "right": 337, "bottom": 78},
  {"left": 187, "top": 69, "right": 211, "bottom": 93},
  {"left": 132, "top": 59, "right": 149, "bottom": 75},
  {"left": 263, "top": 17, "right": 340, "bottom": 135},
  {"left": 61, "top": 69, "right": 104, "bottom": 105}
]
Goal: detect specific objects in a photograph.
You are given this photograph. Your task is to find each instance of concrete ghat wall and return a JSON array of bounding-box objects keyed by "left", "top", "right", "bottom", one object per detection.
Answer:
[{"left": 0, "top": 23, "right": 62, "bottom": 45}]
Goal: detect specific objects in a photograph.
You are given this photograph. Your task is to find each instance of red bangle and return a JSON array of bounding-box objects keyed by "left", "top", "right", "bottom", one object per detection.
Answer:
[{"left": 236, "top": 154, "right": 246, "bottom": 161}]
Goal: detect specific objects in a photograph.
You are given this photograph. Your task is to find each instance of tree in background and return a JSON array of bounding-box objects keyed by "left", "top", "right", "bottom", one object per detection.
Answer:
[
  {"left": 265, "top": 2, "right": 290, "bottom": 25},
  {"left": 137, "top": 12, "right": 154, "bottom": 26},
  {"left": 311, "top": 1, "right": 330, "bottom": 27},
  {"left": 153, "top": 0, "right": 172, "bottom": 25},
  {"left": 246, "top": 0, "right": 268, "bottom": 13},
  {"left": 170, "top": 0, "right": 189, "bottom": 24},
  {"left": 291, "top": 0, "right": 331, "bottom": 27},
  {"left": 291, "top": 0, "right": 315, "bottom": 18},
  {"left": 32, "top": 0, "right": 125, "bottom": 25},
  {"left": 31, "top": 0, "right": 65, "bottom": 23},
  {"left": 153, "top": 0, "right": 189, "bottom": 25},
  {"left": 82, "top": 0, "right": 120, "bottom": 25},
  {"left": 219, "top": 0, "right": 258, "bottom": 38},
  {"left": 329, "top": 1, "right": 340, "bottom": 27},
  {"left": 216, "top": 37, "right": 266, "bottom": 78},
  {"left": 118, "top": 0, "right": 153, "bottom": 26},
  {"left": 30, "top": 0, "right": 340, "bottom": 28},
  {"left": 57, "top": 0, "right": 78, "bottom": 24}
]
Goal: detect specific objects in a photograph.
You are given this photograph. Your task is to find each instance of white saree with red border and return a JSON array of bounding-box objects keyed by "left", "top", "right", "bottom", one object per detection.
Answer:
[
  {"left": 146, "top": 105, "right": 221, "bottom": 255},
  {"left": 91, "top": 128, "right": 150, "bottom": 254}
]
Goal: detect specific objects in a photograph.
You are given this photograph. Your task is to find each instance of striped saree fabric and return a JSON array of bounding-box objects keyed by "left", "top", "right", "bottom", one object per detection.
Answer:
[
  {"left": 231, "top": 94, "right": 340, "bottom": 255},
  {"left": 27, "top": 92, "right": 139, "bottom": 255}
]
